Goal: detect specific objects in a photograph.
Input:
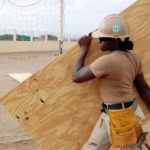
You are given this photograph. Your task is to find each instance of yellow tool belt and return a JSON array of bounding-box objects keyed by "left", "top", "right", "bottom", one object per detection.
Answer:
[{"left": 109, "top": 107, "right": 143, "bottom": 147}]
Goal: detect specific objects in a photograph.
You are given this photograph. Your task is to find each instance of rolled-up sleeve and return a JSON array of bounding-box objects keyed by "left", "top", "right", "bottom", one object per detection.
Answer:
[{"left": 90, "top": 55, "right": 112, "bottom": 78}]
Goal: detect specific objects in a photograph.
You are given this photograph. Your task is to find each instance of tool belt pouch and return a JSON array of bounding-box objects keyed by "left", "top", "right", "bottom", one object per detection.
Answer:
[{"left": 109, "top": 107, "right": 143, "bottom": 147}]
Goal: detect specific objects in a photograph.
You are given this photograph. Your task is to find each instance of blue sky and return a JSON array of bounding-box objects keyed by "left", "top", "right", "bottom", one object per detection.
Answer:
[{"left": 0, "top": 0, "right": 137, "bottom": 36}]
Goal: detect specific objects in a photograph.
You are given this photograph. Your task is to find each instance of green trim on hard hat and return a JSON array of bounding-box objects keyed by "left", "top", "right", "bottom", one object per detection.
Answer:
[{"left": 112, "top": 25, "right": 121, "bottom": 33}]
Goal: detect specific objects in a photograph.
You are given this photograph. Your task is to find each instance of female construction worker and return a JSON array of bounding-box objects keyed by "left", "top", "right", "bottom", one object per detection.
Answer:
[{"left": 72, "top": 14, "right": 150, "bottom": 150}]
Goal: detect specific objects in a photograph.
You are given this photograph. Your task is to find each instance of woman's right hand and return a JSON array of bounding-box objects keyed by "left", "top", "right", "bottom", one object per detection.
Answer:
[{"left": 78, "top": 35, "right": 91, "bottom": 48}]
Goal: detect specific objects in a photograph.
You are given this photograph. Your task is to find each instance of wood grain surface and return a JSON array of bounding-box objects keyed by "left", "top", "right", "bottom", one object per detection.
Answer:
[{"left": 0, "top": 0, "right": 150, "bottom": 150}]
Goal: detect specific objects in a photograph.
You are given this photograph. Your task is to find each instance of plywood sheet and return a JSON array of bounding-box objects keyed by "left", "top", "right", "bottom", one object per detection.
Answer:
[{"left": 0, "top": 0, "right": 150, "bottom": 150}]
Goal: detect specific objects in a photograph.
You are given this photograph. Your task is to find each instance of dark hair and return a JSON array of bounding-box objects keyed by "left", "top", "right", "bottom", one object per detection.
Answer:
[{"left": 118, "top": 38, "right": 134, "bottom": 51}]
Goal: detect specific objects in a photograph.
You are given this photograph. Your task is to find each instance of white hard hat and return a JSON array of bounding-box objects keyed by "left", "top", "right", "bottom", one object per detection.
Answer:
[{"left": 92, "top": 14, "right": 130, "bottom": 38}]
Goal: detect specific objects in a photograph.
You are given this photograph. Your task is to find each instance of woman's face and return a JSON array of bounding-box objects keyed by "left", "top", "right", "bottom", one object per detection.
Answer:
[{"left": 98, "top": 38, "right": 118, "bottom": 51}]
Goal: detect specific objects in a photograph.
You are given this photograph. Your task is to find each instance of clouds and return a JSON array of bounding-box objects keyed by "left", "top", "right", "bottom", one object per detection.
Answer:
[
  {"left": 75, "top": 0, "right": 82, "bottom": 9},
  {"left": 64, "top": 0, "right": 137, "bottom": 34},
  {"left": 70, "top": 0, "right": 136, "bottom": 13},
  {"left": 0, "top": 0, "right": 60, "bottom": 34},
  {"left": 0, "top": 0, "right": 137, "bottom": 36}
]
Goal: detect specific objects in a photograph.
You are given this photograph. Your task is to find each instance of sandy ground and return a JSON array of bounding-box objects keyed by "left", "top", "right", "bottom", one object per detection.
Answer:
[{"left": 0, "top": 51, "right": 59, "bottom": 150}]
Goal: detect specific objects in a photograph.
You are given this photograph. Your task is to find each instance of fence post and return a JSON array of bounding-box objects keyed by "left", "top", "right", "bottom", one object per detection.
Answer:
[
  {"left": 45, "top": 32, "right": 48, "bottom": 42},
  {"left": 13, "top": 30, "right": 17, "bottom": 41},
  {"left": 31, "top": 31, "right": 33, "bottom": 41}
]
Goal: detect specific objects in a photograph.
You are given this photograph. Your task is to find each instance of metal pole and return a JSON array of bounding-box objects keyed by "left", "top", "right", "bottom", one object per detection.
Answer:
[
  {"left": 59, "top": 0, "right": 64, "bottom": 54},
  {"left": 13, "top": 29, "right": 17, "bottom": 41}
]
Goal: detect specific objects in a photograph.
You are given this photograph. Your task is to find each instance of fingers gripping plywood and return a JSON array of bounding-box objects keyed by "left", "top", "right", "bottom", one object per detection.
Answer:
[{"left": 0, "top": 0, "right": 150, "bottom": 150}]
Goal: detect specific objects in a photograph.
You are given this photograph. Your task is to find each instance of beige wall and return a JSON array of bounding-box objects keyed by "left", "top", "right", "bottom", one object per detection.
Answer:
[{"left": 0, "top": 41, "right": 77, "bottom": 53}]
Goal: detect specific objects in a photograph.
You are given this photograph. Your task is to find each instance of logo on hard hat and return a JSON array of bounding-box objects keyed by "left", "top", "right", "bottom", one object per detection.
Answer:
[{"left": 112, "top": 25, "right": 121, "bottom": 33}]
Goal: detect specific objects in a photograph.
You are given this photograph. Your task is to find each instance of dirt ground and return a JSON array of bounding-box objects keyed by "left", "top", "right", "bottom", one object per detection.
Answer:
[{"left": 0, "top": 51, "right": 59, "bottom": 150}]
